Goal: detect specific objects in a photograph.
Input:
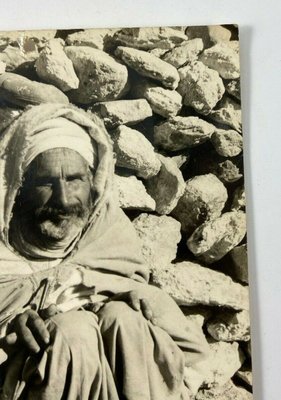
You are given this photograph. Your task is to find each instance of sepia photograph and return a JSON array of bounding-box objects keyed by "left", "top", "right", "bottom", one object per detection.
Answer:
[{"left": 0, "top": 25, "right": 252, "bottom": 399}]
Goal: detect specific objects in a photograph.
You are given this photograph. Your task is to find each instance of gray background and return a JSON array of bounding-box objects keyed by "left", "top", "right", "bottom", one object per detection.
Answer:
[{"left": 0, "top": 0, "right": 280, "bottom": 398}]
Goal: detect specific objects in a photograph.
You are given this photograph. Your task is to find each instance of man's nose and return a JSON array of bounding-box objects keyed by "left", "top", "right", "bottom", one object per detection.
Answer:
[{"left": 54, "top": 179, "right": 70, "bottom": 207}]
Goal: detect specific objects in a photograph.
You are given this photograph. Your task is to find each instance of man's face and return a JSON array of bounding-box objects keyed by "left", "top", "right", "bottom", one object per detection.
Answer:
[{"left": 18, "top": 148, "right": 93, "bottom": 242}]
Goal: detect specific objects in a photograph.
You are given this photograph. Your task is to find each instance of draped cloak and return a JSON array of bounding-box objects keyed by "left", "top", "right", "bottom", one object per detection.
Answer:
[{"left": 0, "top": 103, "right": 209, "bottom": 399}]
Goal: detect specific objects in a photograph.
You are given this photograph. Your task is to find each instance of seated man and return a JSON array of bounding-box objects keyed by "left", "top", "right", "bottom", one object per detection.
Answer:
[{"left": 0, "top": 103, "right": 209, "bottom": 400}]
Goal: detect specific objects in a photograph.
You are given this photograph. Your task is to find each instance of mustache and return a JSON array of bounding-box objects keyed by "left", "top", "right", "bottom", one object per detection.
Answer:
[{"left": 34, "top": 204, "right": 88, "bottom": 221}]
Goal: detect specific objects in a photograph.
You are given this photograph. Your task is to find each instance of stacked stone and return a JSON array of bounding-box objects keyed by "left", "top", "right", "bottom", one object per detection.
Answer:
[{"left": 0, "top": 25, "right": 251, "bottom": 398}]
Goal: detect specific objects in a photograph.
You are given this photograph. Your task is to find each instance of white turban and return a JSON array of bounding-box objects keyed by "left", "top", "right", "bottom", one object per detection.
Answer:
[{"left": 22, "top": 117, "right": 96, "bottom": 170}]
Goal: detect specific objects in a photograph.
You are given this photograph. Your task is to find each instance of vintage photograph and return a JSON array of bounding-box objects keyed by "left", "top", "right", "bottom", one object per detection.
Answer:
[{"left": 0, "top": 25, "right": 252, "bottom": 399}]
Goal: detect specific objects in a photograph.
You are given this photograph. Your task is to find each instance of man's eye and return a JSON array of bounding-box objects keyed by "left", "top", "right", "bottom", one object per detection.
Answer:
[{"left": 35, "top": 179, "right": 53, "bottom": 187}]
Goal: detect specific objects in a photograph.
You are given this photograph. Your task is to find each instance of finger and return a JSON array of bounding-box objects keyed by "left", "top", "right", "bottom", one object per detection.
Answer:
[
  {"left": 140, "top": 299, "right": 153, "bottom": 321},
  {"left": 128, "top": 291, "right": 140, "bottom": 311},
  {"left": 4, "top": 332, "right": 18, "bottom": 346},
  {"left": 27, "top": 314, "right": 50, "bottom": 345},
  {"left": 16, "top": 317, "right": 41, "bottom": 353}
]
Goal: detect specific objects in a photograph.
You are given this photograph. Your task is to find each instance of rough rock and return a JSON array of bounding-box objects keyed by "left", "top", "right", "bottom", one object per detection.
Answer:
[
  {"left": 145, "top": 154, "right": 185, "bottom": 214},
  {"left": 225, "top": 79, "right": 240, "bottom": 100},
  {"left": 65, "top": 46, "right": 129, "bottom": 104},
  {"left": 132, "top": 80, "right": 182, "bottom": 118},
  {"left": 0, "top": 45, "right": 39, "bottom": 72},
  {"left": 211, "top": 129, "right": 243, "bottom": 157},
  {"left": 151, "top": 261, "right": 249, "bottom": 310},
  {"left": 172, "top": 174, "right": 227, "bottom": 234},
  {"left": 66, "top": 28, "right": 118, "bottom": 50},
  {"left": 0, "top": 72, "right": 69, "bottom": 107},
  {"left": 231, "top": 186, "right": 246, "bottom": 210},
  {"left": 171, "top": 153, "right": 190, "bottom": 168},
  {"left": 184, "top": 341, "right": 244, "bottom": 394},
  {"left": 200, "top": 43, "right": 240, "bottom": 79},
  {"left": 195, "top": 380, "right": 253, "bottom": 400},
  {"left": 92, "top": 99, "right": 152, "bottom": 129},
  {"left": 207, "top": 309, "right": 250, "bottom": 341},
  {"left": 148, "top": 48, "right": 169, "bottom": 57},
  {"left": 115, "top": 46, "right": 180, "bottom": 89},
  {"left": 209, "top": 97, "right": 242, "bottom": 132},
  {"left": 154, "top": 116, "right": 215, "bottom": 151},
  {"left": 0, "top": 61, "right": 5, "bottom": 73},
  {"left": 187, "top": 211, "right": 247, "bottom": 264},
  {"left": 236, "top": 368, "right": 253, "bottom": 387},
  {"left": 230, "top": 244, "right": 248, "bottom": 284},
  {"left": 178, "top": 61, "right": 225, "bottom": 114},
  {"left": 162, "top": 38, "right": 204, "bottom": 68},
  {"left": 35, "top": 39, "right": 79, "bottom": 92},
  {"left": 228, "top": 41, "right": 240, "bottom": 54},
  {"left": 133, "top": 214, "right": 181, "bottom": 271},
  {"left": 114, "top": 174, "right": 155, "bottom": 211},
  {"left": 112, "top": 125, "right": 161, "bottom": 179},
  {"left": 114, "top": 27, "right": 187, "bottom": 50},
  {"left": 216, "top": 160, "right": 242, "bottom": 183},
  {"left": 185, "top": 25, "right": 232, "bottom": 48},
  {"left": 0, "top": 30, "right": 56, "bottom": 50}
]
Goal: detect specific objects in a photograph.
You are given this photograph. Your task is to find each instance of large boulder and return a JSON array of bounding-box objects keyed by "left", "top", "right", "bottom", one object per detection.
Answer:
[
  {"left": 66, "top": 28, "right": 119, "bottom": 50},
  {"left": 196, "top": 380, "right": 253, "bottom": 400},
  {"left": 172, "top": 174, "right": 228, "bottom": 234},
  {"left": 200, "top": 42, "right": 240, "bottom": 79},
  {"left": 187, "top": 211, "right": 247, "bottom": 263},
  {"left": 65, "top": 46, "right": 129, "bottom": 104},
  {"left": 225, "top": 79, "right": 240, "bottom": 101},
  {"left": 145, "top": 154, "right": 185, "bottom": 214},
  {"left": 115, "top": 46, "right": 180, "bottom": 89},
  {"left": 154, "top": 116, "right": 215, "bottom": 151},
  {"left": 92, "top": 99, "right": 152, "bottom": 129},
  {"left": 35, "top": 39, "right": 79, "bottom": 91},
  {"left": 151, "top": 261, "right": 249, "bottom": 310},
  {"left": 211, "top": 129, "right": 243, "bottom": 157},
  {"left": 112, "top": 125, "right": 161, "bottom": 179},
  {"left": 133, "top": 214, "right": 181, "bottom": 271},
  {"left": 178, "top": 61, "right": 225, "bottom": 114},
  {"left": 0, "top": 45, "right": 38, "bottom": 72},
  {"left": 185, "top": 25, "right": 232, "bottom": 48},
  {"left": 209, "top": 97, "right": 242, "bottom": 133},
  {"left": 230, "top": 244, "right": 248, "bottom": 284},
  {"left": 114, "top": 174, "right": 155, "bottom": 211},
  {"left": 162, "top": 38, "right": 204, "bottom": 68}
]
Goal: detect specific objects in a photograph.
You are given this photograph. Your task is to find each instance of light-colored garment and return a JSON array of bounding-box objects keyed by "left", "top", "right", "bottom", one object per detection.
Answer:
[{"left": 0, "top": 104, "right": 209, "bottom": 399}]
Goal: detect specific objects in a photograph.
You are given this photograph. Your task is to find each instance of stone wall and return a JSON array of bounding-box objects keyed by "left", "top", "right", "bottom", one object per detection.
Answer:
[{"left": 0, "top": 25, "right": 252, "bottom": 399}]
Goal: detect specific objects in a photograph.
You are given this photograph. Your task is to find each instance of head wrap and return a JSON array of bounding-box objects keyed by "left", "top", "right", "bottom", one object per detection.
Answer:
[{"left": 22, "top": 117, "right": 96, "bottom": 169}]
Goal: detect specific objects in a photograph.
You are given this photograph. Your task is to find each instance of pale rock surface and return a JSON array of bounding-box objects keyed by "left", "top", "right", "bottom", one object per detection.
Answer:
[
  {"left": 66, "top": 28, "right": 119, "bottom": 50},
  {"left": 0, "top": 72, "right": 69, "bottom": 107},
  {"left": 162, "top": 38, "right": 204, "bottom": 68},
  {"left": 200, "top": 43, "right": 240, "bottom": 79},
  {"left": 92, "top": 99, "right": 152, "bottom": 128},
  {"left": 172, "top": 174, "right": 227, "bottom": 234},
  {"left": 0, "top": 30, "right": 56, "bottom": 50},
  {"left": 133, "top": 214, "right": 181, "bottom": 271},
  {"left": 115, "top": 46, "right": 180, "bottom": 89},
  {"left": 236, "top": 368, "right": 253, "bottom": 387},
  {"left": 114, "top": 27, "right": 187, "bottom": 50},
  {"left": 187, "top": 211, "right": 247, "bottom": 264},
  {"left": 227, "top": 41, "right": 240, "bottom": 54},
  {"left": 0, "top": 45, "right": 39, "bottom": 72},
  {"left": 184, "top": 341, "right": 244, "bottom": 394},
  {"left": 231, "top": 186, "right": 246, "bottom": 210},
  {"left": 114, "top": 174, "right": 155, "bottom": 211},
  {"left": 225, "top": 79, "right": 240, "bottom": 100},
  {"left": 132, "top": 80, "right": 182, "bottom": 118},
  {"left": 145, "top": 154, "right": 185, "bottom": 214},
  {"left": 185, "top": 25, "right": 232, "bottom": 48},
  {"left": 112, "top": 125, "right": 161, "bottom": 179},
  {"left": 195, "top": 380, "right": 253, "bottom": 400},
  {"left": 151, "top": 261, "right": 250, "bottom": 310},
  {"left": 207, "top": 309, "right": 250, "bottom": 341},
  {"left": 148, "top": 48, "right": 169, "bottom": 57},
  {"left": 0, "top": 61, "right": 5, "bottom": 73},
  {"left": 35, "top": 39, "right": 79, "bottom": 92},
  {"left": 230, "top": 244, "right": 248, "bottom": 284},
  {"left": 209, "top": 97, "right": 242, "bottom": 132},
  {"left": 171, "top": 153, "right": 190, "bottom": 168},
  {"left": 216, "top": 160, "right": 242, "bottom": 183},
  {"left": 211, "top": 129, "right": 243, "bottom": 157},
  {"left": 154, "top": 116, "right": 215, "bottom": 151},
  {"left": 65, "top": 46, "right": 129, "bottom": 104},
  {"left": 178, "top": 61, "right": 225, "bottom": 114}
]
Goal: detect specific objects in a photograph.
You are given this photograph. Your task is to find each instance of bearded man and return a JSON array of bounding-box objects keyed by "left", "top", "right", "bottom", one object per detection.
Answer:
[{"left": 0, "top": 103, "right": 209, "bottom": 400}]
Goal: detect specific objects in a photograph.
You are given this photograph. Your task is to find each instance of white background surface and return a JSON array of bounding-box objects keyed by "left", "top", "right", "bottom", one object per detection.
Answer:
[{"left": 0, "top": 1, "right": 280, "bottom": 398}]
